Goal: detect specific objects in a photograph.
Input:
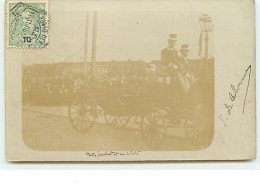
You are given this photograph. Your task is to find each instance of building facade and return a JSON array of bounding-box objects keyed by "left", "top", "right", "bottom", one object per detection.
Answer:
[{"left": 23, "top": 60, "right": 150, "bottom": 78}]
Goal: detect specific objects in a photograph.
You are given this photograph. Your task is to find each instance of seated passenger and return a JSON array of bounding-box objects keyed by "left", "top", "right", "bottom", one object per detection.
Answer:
[
  {"left": 161, "top": 34, "right": 179, "bottom": 73},
  {"left": 177, "top": 44, "right": 196, "bottom": 94}
]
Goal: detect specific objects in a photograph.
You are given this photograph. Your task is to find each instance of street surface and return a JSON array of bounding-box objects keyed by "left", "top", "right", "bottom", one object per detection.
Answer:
[{"left": 22, "top": 105, "right": 199, "bottom": 151}]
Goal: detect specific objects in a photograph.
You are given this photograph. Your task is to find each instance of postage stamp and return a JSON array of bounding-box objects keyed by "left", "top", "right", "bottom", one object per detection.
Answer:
[{"left": 6, "top": 0, "right": 49, "bottom": 48}]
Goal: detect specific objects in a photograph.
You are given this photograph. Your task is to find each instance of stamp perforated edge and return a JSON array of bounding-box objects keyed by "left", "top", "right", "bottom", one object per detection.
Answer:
[{"left": 5, "top": 0, "right": 50, "bottom": 49}]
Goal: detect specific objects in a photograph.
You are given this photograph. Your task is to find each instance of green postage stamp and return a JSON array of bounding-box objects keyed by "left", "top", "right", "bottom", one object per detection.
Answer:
[{"left": 6, "top": 0, "right": 49, "bottom": 48}]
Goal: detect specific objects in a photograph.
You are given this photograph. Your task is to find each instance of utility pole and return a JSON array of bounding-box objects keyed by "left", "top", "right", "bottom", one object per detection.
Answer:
[
  {"left": 205, "top": 31, "right": 209, "bottom": 77},
  {"left": 84, "top": 12, "right": 89, "bottom": 79},
  {"left": 91, "top": 11, "right": 98, "bottom": 79}
]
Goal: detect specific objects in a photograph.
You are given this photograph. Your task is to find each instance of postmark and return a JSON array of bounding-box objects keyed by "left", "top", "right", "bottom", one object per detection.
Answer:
[{"left": 6, "top": 0, "right": 49, "bottom": 48}]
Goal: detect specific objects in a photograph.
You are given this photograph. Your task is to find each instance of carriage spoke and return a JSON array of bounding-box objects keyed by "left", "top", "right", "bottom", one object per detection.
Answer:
[
  {"left": 119, "top": 116, "right": 124, "bottom": 126},
  {"left": 71, "top": 114, "right": 80, "bottom": 122},
  {"left": 68, "top": 95, "right": 96, "bottom": 132},
  {"left": 179, "top": 113, "right": 212, "bottom": 148},
  {"left": 84, "top": 113, "right": 92, "bottom": 123},
  {"left": 106, "top": 115, "right": 113, "bottom": 122},
  {"left": 113, "top": 116, "right": 118, "bottom": 126},
  {"left": 72, "top": 114, "right": 80, "bottom": 124},
  {"left": 80, "top": 116, "right": 84, "bottom": 130},
  {"left": 81, "top": 117, "right": 86, "bottom": 130},
  {"left": 83, "top": 115, "right": 90, "bottom": 129},
  {"left": 75, "top": 115, "right": 81, "bottom": 129},
  {"left": 140, "top": 111, "right": 166, "bottom": 149},
  {"left": 71, "top": 104, "right": 81, "bottom": 110},
  {"left": 70, "top": 111, "right": 78, "bottom": 115},
  {"left": 105, "top": 112, "right": 129, "bottom": 128}
]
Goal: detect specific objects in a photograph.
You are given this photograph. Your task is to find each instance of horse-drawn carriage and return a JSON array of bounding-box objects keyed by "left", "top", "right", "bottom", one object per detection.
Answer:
[{"left": 68, "top": 69, "right": 214, "bottom": 149}]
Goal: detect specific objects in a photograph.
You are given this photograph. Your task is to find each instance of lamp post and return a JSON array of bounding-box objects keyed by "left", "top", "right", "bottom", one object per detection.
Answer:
[{"left": 199, "top": 14, "right": 214, "bottom": 78}]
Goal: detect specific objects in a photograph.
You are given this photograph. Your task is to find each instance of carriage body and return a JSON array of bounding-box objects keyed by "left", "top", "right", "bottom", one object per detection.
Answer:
[{"left": 68, "top": 67, "right": 214, "bottom": 149}]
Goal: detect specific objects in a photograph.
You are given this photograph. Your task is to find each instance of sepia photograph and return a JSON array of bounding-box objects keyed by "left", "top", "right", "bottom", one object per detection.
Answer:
[{"left": 21, "top": 9, "right": 214, "bottom": 151}]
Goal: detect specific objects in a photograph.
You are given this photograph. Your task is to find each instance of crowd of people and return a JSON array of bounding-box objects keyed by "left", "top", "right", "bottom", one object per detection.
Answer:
[{"left": 22, "top": 69, "right": 155, "bottom": 106}]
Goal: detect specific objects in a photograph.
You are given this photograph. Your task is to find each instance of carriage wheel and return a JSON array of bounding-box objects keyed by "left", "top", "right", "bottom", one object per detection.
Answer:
[
  {"left": 68, "top": 95, "right": 97, "bottom": 133},
  {"left": 104, "top": 112, "right": 131, "bottom": 128},
  {"left": 177, "top": 111, "right": 213, "bottom": 149},
  {"left": 140, "top": 110, "right": 166, "bottom": 149}
]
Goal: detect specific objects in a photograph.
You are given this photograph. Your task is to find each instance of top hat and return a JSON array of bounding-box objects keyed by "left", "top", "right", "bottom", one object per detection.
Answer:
[
  {"left": 180, "top": 44, "right": 190, "bottom": 52},
  {"left": 168, "top": 34, "right": 177, "bottom": 41}
]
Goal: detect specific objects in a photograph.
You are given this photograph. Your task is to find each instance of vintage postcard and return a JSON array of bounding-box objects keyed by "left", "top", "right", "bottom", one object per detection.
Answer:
[{"left": 5, "top": 0, "right": 256, "bottom": 161}]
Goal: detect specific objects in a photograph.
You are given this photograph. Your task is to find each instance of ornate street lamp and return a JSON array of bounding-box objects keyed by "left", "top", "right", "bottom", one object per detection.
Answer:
[
  {"left": 199, "top": 14, "right": 214, "bottom": 32},
  {"left": 198, "top": 14, "right": 214, "bottom": 78}
]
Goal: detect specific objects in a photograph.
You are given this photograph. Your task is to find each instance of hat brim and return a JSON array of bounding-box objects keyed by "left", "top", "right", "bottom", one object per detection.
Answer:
[
  {"left": 168, "top": 38, "right": 177, "bottom": 41},
  {"left": 180, "top": 48, "right": 190, "bottom": 51}
]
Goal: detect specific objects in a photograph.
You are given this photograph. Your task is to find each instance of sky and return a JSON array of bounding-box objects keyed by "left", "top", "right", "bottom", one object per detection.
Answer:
[{"left": 21, "top": 3, "right": 214, "bottom": 64}]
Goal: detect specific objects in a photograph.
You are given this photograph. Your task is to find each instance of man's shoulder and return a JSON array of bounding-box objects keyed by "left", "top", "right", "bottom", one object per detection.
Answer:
[
  {"left": 162, "top": 48, "right": 173, "bottom": 54},
  {"left": 161, "top": 48, "right": 168, "bottom": 52}
]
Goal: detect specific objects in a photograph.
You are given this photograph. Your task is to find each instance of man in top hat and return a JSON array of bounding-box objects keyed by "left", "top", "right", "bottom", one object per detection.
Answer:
[
  {"left": 160, "top": 34, "right": 180, "bottom": 105},
  {"left": 161, "top": 34, "right": 179, "bottom": 71}
]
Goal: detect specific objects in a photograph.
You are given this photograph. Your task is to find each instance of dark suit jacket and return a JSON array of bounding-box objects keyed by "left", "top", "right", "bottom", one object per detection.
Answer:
[{"left": 161, "top": 48, "right": 178, "bottom": 67}]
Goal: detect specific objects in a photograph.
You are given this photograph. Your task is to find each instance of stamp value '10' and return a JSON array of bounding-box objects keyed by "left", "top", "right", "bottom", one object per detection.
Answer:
[{"left": 6, "top": 0, "right": 49, "bottom": 48}]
